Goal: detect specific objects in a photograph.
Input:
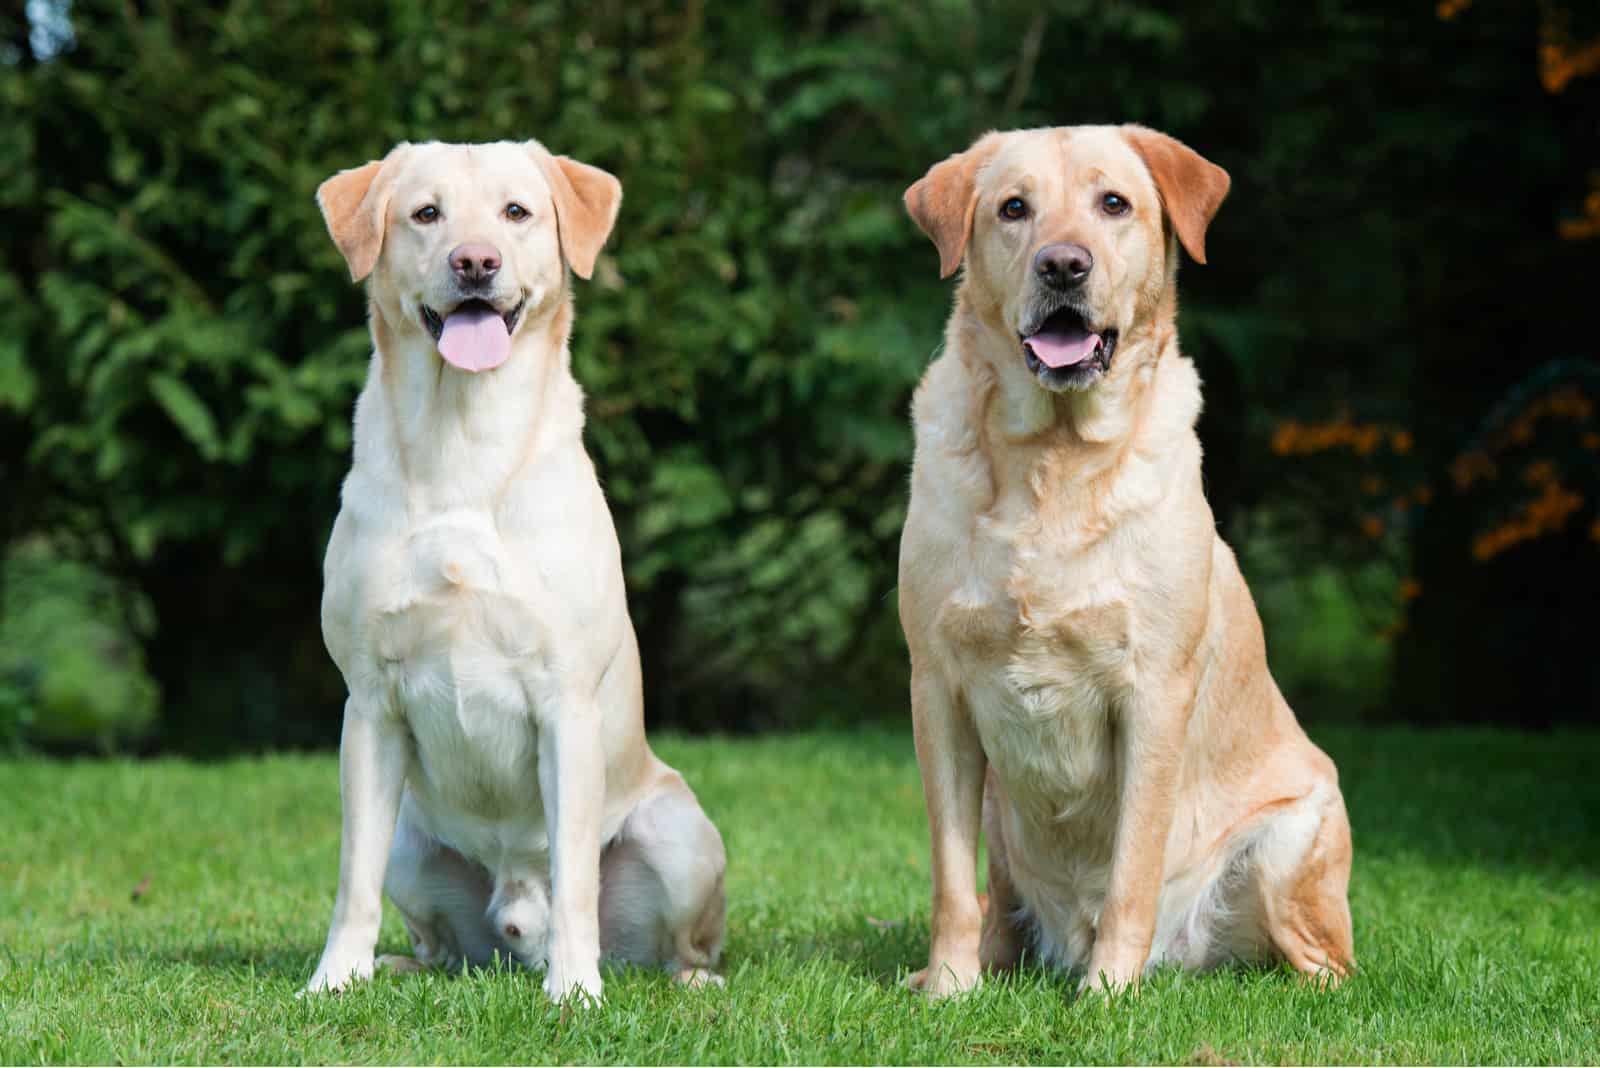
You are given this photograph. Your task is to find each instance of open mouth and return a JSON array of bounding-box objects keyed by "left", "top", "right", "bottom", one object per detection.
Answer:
[
  {"left": 419, "top": 297, "right": 526, "bottom": 374},
  {"left": 1020, "top": 305, "right": 1118, "bottom": 389}
]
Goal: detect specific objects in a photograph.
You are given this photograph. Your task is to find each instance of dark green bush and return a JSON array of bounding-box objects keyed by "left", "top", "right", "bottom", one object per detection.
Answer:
[
  {"left": 0, "top": 542, "right": 158, "bottom": 751},
  {"left": 2, "top": 1, "right": 1596, "bottom": 748}
]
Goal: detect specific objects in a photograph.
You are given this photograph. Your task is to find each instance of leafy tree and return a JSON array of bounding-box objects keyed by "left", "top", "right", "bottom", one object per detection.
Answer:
[{"left": 2, "top": 0, "right": 1594, "bottom": 748}]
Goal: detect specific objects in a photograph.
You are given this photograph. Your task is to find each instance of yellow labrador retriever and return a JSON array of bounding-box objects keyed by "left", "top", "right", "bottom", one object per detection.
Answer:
[
  {"left": 304, "top": 141, "right": 725, "bottom": 1001},
  {"left": 898, "top": 125, "right": 1353, "bottom": 997}
]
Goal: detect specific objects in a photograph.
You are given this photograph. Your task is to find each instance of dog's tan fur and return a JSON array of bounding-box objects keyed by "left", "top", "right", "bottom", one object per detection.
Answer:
[{"left": 897, "top": 125, "right": 1353, "bottom": 997}]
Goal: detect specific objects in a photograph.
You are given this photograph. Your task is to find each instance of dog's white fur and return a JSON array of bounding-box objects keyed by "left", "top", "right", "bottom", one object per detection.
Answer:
[
  {"left": 898, "top": 126, "right": 1354, "bottom": 997},
  {"left": 304, "top": 140, "right": 726, "bottom": 1002}
]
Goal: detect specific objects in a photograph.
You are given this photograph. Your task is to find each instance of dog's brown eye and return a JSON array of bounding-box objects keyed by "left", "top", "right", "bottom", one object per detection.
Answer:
[
  {"left": 1000, "top": 197, "right": 1029, "bottom": 221},
  {"left": 505, "top": 203, "right": 529, "bottom": 222},
  {"left": 1101, "top": 193, "right": 1130, "bottom": 216},
  {"left": 412, "top": 205, "right": 440, "bottom": 224}
]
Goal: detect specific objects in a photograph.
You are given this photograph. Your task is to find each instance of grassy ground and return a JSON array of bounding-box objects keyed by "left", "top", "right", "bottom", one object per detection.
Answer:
[{"left": 2, "top": 727, "right": 1598, "bottom": 1064}]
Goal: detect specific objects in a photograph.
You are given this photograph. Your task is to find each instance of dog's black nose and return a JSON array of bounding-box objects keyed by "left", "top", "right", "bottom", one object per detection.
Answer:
[
  {"left": 1034, "top": 243, "right": 1093, "bottom": 289},
  {"left": 449, "top": 242, "right": 501, "bottom": 285}
]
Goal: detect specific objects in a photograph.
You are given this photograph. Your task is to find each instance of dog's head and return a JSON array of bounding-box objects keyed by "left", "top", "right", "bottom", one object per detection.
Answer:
[
  {"left": 317, "top": 140, "right": 621, "bottom": 373},
  {"left": 905, "top": 125, "right": 1228, "bottom": 393}
]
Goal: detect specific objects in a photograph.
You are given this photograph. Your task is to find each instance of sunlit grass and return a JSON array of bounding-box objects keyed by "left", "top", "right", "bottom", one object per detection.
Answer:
[{"left": 3, "top": 727, "right": 1598, "bottom": 1064}]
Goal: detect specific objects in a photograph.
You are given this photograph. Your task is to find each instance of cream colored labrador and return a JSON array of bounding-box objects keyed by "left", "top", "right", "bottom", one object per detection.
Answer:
[
  {"left": 897, "top": 125, "right": 1354, "bottom": 997},
  {"left": 304, "top": 140, "right": 726, "bottom": 1002}
]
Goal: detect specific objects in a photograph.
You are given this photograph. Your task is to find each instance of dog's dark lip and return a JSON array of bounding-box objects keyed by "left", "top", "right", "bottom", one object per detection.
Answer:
[
  {"left": 501, "top": 297, "right": 526, "bottom": 335},
  {"left": 419, "top": 297, "right": 526, "bottom": 341},
  {"left": 421, "top": 305, "right": 444, "bottom": 341},
  {"left": 1018, "top": 303, "right": 1118, "bottom": 387}
]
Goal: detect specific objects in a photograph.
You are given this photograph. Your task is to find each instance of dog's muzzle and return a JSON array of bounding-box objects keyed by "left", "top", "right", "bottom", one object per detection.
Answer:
[
  {"left": 1019, "top": 301, "right": 1117, "bottom": 391},
  {"left": 420, "top": 295, "right": 527, "bottom": 374}
]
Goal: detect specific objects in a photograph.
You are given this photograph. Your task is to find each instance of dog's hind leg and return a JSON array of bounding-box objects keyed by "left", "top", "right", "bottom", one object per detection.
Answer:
[
  {"left": 978, "top": 770, "right": 1027, "bottom": 973},
  {"left": 1256, "top": 785, "right": 1355, "bottom": 984},
  {"left": 599, "top": 770, "right": 727, "bottom": 986},
  {"left": 383, "top": 798, "right": 499, "bottom": 970}
]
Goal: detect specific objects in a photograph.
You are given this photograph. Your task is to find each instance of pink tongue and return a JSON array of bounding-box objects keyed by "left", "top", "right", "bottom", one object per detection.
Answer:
[
  {"left": 436, "top": 305, "right": 511, "bottom": 373},
  {"left": 1024, "top": 325, "right": 1101, "bottom": 369}
]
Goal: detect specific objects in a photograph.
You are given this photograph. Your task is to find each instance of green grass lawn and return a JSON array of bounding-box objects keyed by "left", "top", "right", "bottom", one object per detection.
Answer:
[{"left": 3, "top": 727, "right": 1598, "bottom": 1064}]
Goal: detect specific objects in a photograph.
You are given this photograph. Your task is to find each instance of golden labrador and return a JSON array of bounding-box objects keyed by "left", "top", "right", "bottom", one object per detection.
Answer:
[
  {"left": 305, "top": 141, "right": 725, "bottom": 1001},
  {"left": 897, "top": 125, "right": 1353, "bottom": 997}
]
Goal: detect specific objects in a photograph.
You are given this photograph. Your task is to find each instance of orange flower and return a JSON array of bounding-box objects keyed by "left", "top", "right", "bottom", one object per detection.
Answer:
[
  {"left": 1360, "top": 515, "right": 1385, "bottom": 539},
  {"left": 1557, "top": 179, "right": 1600, "bottom": 239},
  {"left": 1376, "top": 619, "right": 1407, "bottom": 642},
  {"left": 1561, "top": 216, "right": 1600, "bottom": 241},
  {"left": 1391, "top": 429, "right": 1414, "bottom": 454},
  {"left": 1547, "top": 387, "right": 1594, "bottom": 420},
  {"left": 1399, "top": 578, "right": 1423, "bottom": 602},
  {"left": 1271, "top": 421, "right": 1300, "bottom": 456},
  {"left": 1451, "top": 451, "right": 1496, "bottom": 490},
  {"left": 1473, "top": 482, "right": 1585, "bottom": 562},
  {"left": 1540, "top": 32, "right": 1600, "bottom": 95},
  {"left": 1523, "top": 460, "right": 1556, "bottom": 486}
]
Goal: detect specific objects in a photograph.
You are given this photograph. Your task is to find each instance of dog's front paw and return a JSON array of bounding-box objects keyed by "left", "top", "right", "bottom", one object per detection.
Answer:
[
  {"left": 376, "top": 954, "right": 428, "bottom": 975},
  {"left": 671, "top": 966, "right": 725, "bottom": 988},
  {"left": 300, "top": 950, "right": 375, "bottom": 996},
  {"left": 1077, "top": 961, "right": 1139, "bottom": 999},
  {"left": 905, "top": 956, "right": 982, "bottom": 999},
  {"left": 543, "top": 960, "right": 603, "bottom": 1005}
]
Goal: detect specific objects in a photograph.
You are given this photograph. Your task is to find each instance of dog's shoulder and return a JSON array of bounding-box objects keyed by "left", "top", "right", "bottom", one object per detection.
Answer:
[
  {"left": 1148, "top": 349, "right": 1203, "bottom": 445},
  {"left": 910, "top": 346, "right": 991, "bottom": 460}
]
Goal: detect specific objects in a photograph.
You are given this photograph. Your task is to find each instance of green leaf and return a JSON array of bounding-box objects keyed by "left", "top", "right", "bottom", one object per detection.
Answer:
[{"left": 147, "top": 374, "right": 221, "bottom": 459}]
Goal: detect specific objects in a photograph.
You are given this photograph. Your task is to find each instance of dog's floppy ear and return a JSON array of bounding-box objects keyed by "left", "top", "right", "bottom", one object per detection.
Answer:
[
  {"left": 530, "top": 145, "right": 622, "bottom": 280},
  {"left": 317, "top": 146, "right": 408, "bottom": 283},
  {"left": 1121, "top": 125, "right": 1230, "bottom": 265},
  {"left": 904, "top": 133, "right": 1003, "bottom": 279}
]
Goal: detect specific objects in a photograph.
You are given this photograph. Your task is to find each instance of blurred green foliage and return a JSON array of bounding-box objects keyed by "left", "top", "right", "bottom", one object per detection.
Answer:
[
  {"left": 0, "top": 541, "right": 157, "bottom": 750},
  {"left": 1235, "top": 509, "right": 1401, "bottom": 723},
  {"left": 0, "top": 0, "right": 1596, "bottom": 749}
]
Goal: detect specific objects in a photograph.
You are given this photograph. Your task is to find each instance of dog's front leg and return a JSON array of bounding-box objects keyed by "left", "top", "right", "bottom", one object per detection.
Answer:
[
  {"left": 1081, "top": 667, "right": 1197, "bottom": 996},
  {"left": 305, "top": 697, "right": 409, "bottom": 993},
  {"left": 908, "top": 664, "right": 987, "bottom": 998},
  {"left": 538, "top": 702, "right": 605, "bottom": 1004}
]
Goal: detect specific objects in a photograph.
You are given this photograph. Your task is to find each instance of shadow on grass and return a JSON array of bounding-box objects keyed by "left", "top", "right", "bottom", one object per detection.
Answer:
[
  {"left": 56, "top": 938, "right": 573, "bottom": 988},
  {"left": 1314, "top": 726, "right": 1600, "bottom": 878},
  {"left": 725, "top": 911, "right": 1312, "bottom": 1002},
  {"left": 44, "top": 915, "right": 1319, "bottom": 1016}
]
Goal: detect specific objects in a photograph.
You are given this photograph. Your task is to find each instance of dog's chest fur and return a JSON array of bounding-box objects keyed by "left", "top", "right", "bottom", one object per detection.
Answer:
[
  {"left": 324, "top": 354, "right": 597, "bottom": 869},
  {"left": 353, "top": 503, "right": 557, "bottom": 856},
  {"left": 914, "top": 351, "right": 1204, "bottom": 819},
  {"left": 905, "top": 344, "right": 1214, "bottom": 965},
  {"left": 938, "top": 475, "right": 1147, "bottom": 820}
]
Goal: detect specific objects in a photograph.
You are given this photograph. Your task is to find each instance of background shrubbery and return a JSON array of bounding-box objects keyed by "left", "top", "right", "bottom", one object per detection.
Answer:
[
  {"left": 2, "top": 0, "right": 1596, "bottom": 751},
  {"left": 0, "top": 541, "right": 157, "bottom": 750}
]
